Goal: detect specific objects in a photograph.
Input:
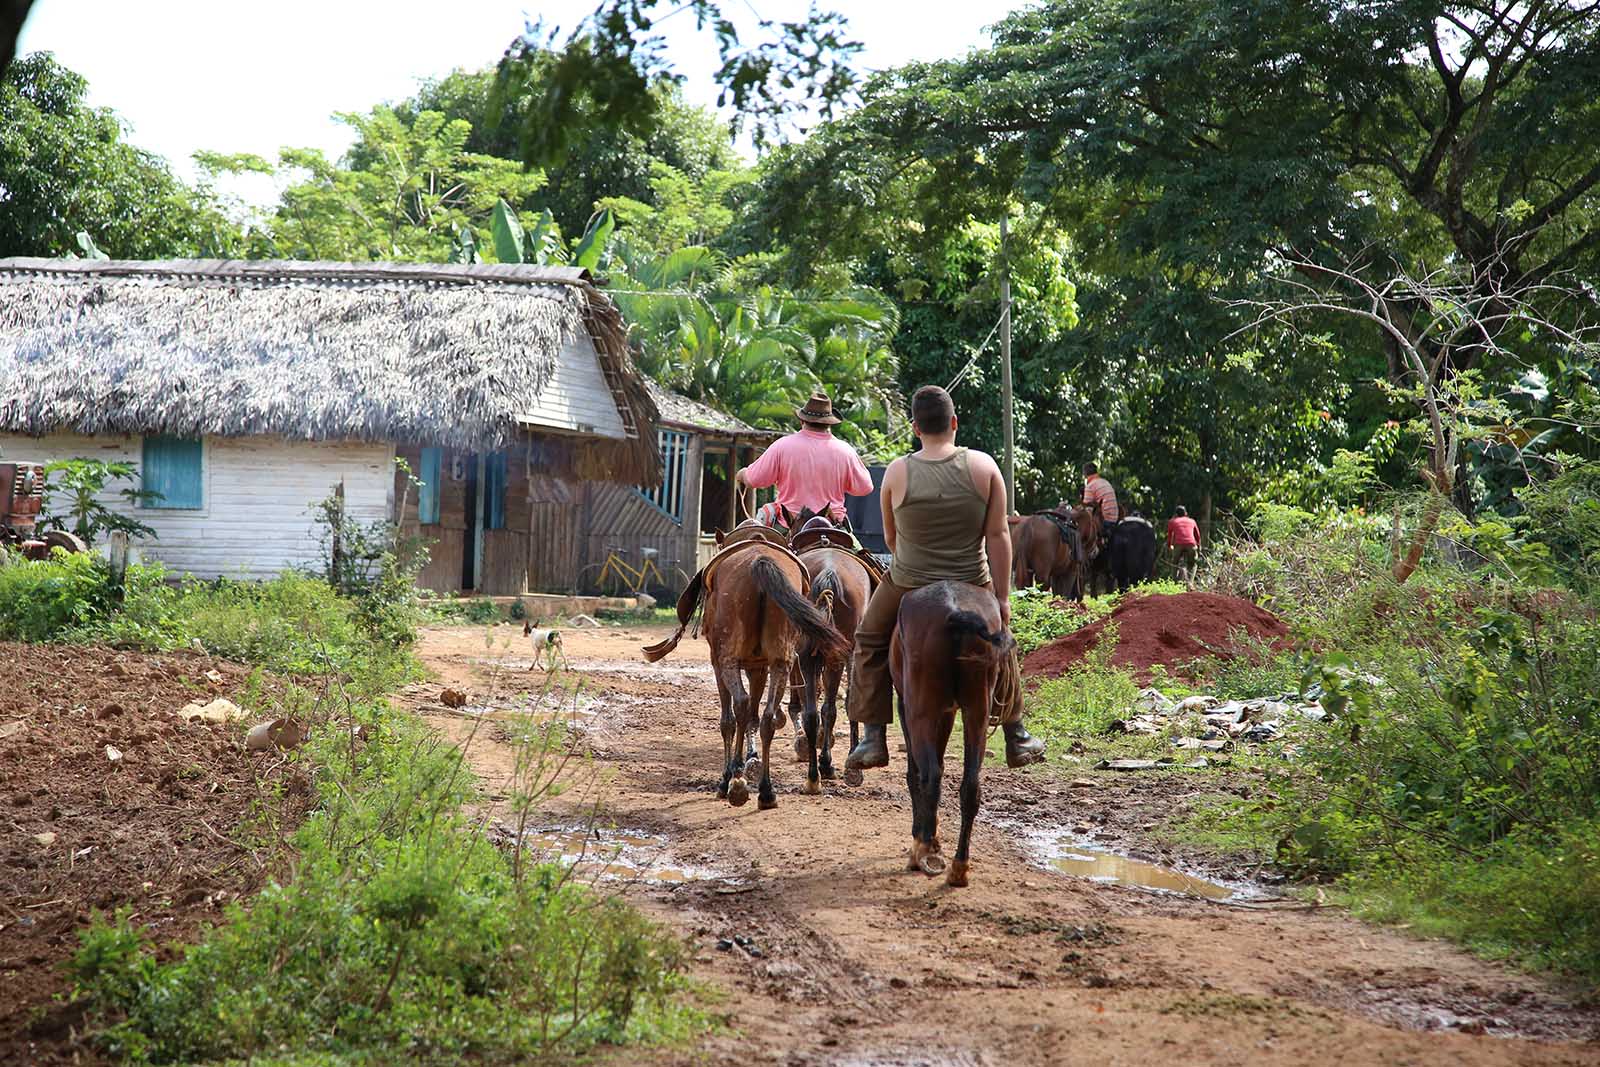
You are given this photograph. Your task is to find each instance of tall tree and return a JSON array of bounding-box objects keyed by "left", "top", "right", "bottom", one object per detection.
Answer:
[
  {"left": 0, "top": 53, "right": 232, "bottom": 257},
  {"left": 387, "top": 64, "right": 739, "bottom": 239},
  {"left": 205, "top": 107, "right": 547, "bottom": 262}
]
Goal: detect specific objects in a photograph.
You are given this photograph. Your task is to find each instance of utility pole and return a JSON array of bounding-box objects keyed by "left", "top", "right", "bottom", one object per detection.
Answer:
[{"left": 999, "top": 212, "right": 1015, "bottom": 511}]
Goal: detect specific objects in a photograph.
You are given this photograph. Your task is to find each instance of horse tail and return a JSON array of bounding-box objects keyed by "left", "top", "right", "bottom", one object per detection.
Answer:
[
  {"left": 811, "top": 567, "right": 839, "bottom": 628},
  {"left": 753, "top": 556, "right": 850, "bottom": 656},
  {"left": 947, "top": 610, "right": 1015, "bottom": 654}
]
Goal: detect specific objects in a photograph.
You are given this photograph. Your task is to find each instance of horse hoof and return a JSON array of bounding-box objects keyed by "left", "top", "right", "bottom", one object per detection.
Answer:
[
  {"left": 744, "top": 756, "right": 764, "bottom": 783},
  {"left": 758, "top": 793, "right": 778, "bottom": 811},
  {"left": 727, "top": 779, "right": 749, "bottom": 807},
  {"left": 843, "top": 767, "right": 863, "bottom": 787},
  {"left": 819, "top": 762, "right": 836, "bottom": 781},
  {"left": 917, "top": 853, "right": 947, "bottom": 876},
  {"left": 945, "top": 860, "right": 970, "bottom": 888},
  {"left": 792, "top": 735, "right": 810, "bottom": 763},
  {"left": 804, "top": 778, "right": 822, "bottom": 796}
]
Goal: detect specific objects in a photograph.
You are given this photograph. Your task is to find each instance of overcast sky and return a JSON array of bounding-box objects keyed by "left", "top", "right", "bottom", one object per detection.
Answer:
[{"left": 18, "top": 1, "right": 1006, "bottom": 208}]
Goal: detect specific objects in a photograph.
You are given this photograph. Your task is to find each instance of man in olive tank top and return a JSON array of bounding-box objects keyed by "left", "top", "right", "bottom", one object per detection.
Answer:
[{"left": 844, "top": 386, "right": 1046, "bottom": 772}]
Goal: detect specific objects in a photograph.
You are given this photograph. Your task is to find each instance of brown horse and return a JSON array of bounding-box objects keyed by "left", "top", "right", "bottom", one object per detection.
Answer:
[
  {"left": 892, "top": 580, "right": 1014, "bottom": 887},
  {"left": 1012, "top": 512, "right": 1084, "bottom": 600},
  {"left": 702, "top": 545, "right": 850, "bottom": 808},
  {"left": 787, "top": 540, "right": 875, "bottom": 790}
]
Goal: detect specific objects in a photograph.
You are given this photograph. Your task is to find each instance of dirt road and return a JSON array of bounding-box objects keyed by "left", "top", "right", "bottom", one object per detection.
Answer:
[{"left": 410, "top": 623, "right": 1599, "bottom": 1067}]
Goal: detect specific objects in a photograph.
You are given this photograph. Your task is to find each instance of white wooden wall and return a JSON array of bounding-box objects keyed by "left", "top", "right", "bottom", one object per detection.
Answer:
[
  {"left": 0, "top": 432, "right": 393, "bottom": 581},
  {"left": 513, "top": 331, "right": 627, "bottom": 438}
]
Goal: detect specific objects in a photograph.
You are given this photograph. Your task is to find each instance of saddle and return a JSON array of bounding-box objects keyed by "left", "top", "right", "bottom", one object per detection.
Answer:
[
  {"left": 642, "top": 531, "right": 811, "bottom": 663},
  {"left": 790, "top": 528, "right": 888, "bottom": 587},
  {"left": 1037, "top": 508, "right": 1087, "bottom": 565}
]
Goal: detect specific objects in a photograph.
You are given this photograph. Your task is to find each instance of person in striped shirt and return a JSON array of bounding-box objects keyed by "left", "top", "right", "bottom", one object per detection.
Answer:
[{"left": 1081, "top": 462, "right": 1121, "bottom": 522}]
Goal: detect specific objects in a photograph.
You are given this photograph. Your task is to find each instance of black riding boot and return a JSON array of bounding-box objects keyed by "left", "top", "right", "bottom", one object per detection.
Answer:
[
  {"left": 845, "top": 723, "right": 890, "bottom": 770},
  {"left": 1003, "top": 722, "right": 1046, "bottom": 768}
]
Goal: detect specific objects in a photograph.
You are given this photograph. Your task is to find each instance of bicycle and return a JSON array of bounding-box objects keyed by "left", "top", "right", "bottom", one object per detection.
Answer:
[{"left": 577, "top": 546, "right": 689, "bottom": 598}]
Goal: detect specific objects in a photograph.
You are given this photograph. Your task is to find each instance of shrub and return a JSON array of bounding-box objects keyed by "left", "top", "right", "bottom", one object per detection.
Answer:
[
  {"left": 1025, "top": 622, "right": 1142, "bottom": 742},
  {"left": 71, "top": 681, "right": 697, "bottom": 1064},
  {"left": 0, "top": 550, "right": 117, "bottom": 640}
]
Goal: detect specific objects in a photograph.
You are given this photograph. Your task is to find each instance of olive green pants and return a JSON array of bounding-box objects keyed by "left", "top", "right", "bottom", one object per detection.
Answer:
[{"left": 846, "top": 579, "right": 1023, "bottom": 728}]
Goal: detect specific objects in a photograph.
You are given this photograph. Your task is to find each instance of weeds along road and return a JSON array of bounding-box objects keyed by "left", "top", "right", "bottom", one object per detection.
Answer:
[{"left": 409, "top": 623, "right": 1600, "bottom": 1067}]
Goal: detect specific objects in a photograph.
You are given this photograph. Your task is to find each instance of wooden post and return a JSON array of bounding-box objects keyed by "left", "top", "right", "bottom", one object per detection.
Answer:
[
  {"left": 329, "top": 480, "right": 346, "bottom": 590},
  {"left": 108, "top": 530, "right": 129, "bottom": 604},
  {"left": 999, "top": 213, "right": 1016, "bottom": 511},
  {"left": 726, "top": 440, "right": 739, "bottom": 531}
]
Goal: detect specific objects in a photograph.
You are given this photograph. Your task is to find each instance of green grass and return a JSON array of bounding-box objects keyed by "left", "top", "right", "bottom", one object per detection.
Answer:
[{"left": 69, "top": 664, "right": 707, "bottom": 1065}]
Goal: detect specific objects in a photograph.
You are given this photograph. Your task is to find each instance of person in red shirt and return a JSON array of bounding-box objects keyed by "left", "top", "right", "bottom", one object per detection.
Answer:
[
  {"left": 1166, "top": 505, "right": 1201, "bottom": 583},
  {"left": 735, "top": 390, "right": 873, "bottom": 529}
]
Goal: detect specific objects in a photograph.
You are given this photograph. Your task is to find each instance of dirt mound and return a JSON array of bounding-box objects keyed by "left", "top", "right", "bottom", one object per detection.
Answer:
[
  {"left": 0, "top": 644, "right": 307, "bottom": 1066},
  {"left": 1023, "top": 591, "right": 1291, "bottom": 681}
]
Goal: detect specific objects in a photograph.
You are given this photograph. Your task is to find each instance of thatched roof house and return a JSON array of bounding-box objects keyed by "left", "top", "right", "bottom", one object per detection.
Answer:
[{"left": 0, "top": 258, "right": 661, "bottom": 590}]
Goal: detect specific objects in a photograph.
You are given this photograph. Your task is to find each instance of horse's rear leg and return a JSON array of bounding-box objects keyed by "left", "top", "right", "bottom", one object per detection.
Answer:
[
  {"left": 946, "top": 694, "right": 990, "bottom": 888},
  {"left": 900, "top": 696, "right": 925, "bottom": 870},
  {"left": 903, "top": 689, "right": 954, "bottom": 876},
  {"left": 718, "top": 665, "right": 751, "bottom": 807},
  {"left": 716, "top": 669, "right": 736, "bottom": 800},
  {"left": 787, "top": 662, "right": 808, "bottom": 763},
  {"left": 818, "top": 658, "right": 844, "bottom": 781},
  {"left": 799, "top": 657, "right": 823, "bottom": 795},
  {"left": 756, "top": 662, "right": 788, "bottom": 809},
  {"left": 743, "top": 665, "right": 769, "bottom": 802}
]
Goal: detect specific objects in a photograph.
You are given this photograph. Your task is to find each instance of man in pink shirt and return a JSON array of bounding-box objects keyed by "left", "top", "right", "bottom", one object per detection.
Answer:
[
  {"left": 736, "top": 390, "right": 873, "bottom": 529},
  {"left": 1166, "top": 505, "right": 1201, "bottom": 582}
]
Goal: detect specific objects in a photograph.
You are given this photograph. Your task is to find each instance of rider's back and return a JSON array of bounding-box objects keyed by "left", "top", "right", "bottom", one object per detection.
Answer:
[{"left": 889, "top": 448, "right": 990, "bottom": 589}]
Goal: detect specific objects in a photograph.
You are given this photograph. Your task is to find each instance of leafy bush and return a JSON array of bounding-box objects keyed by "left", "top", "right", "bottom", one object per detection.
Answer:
[
  {"left": 1024, "top": 622, "right": 1142, "bottom": 743},
  {"left": 42, "top": 457, "right": 159, "bottom": 544},
  {"left": 427, "top": 595, "right": 504, "bottom": 625},
  {"left": 71, "top": 679, "right": 698, "bottom": 1064},
  {"left": 312, "top": 472, "right": 429, "bottom": 647},
  {"left": 1202, "top": 515, "right": 1600, "bottom": 983},
  {"left": 0, "top": 550, "right": 118, "bottom": 639}
]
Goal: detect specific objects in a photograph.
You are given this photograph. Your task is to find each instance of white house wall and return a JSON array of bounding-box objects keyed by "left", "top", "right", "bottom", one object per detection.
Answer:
[
  {"left": 514, "top": 331, "right": 628, "bottom": 438},
  {"left": 0, "top": 432, "right": 393, "bottom": 581}
]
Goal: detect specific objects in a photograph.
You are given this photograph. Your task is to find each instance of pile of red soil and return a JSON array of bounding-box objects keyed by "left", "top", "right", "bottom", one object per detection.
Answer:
[
  {"left": 0, "top": 644, "right": 308, "bottom": 1066},
  {"left": 1023, "top": 591, "right": 1292, "bottom": 681}
]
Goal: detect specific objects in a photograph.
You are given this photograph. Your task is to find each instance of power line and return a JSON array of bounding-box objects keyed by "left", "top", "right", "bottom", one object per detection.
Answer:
[{"left": 944, "top": 311, "right": 1007, "bottom": 393}]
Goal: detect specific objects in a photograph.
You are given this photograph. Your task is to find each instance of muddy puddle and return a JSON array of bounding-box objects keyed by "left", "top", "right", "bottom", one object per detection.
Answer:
[
  {"left": 502, "top": 824, "right": 727, "bottom": 884},
  {"left": 1023, "top": 832, "right": 1255, "bottom": 901}
]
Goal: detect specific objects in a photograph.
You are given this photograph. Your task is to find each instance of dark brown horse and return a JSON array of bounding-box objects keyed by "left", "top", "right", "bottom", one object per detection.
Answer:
[
  {"left": 1012, "top": 512, "right": 1084, "bottom": 600},
  {"left": 701, "top": 544, "right": 850, "bottom": 808},
  {"left": 891, "top": 580, "right": 1014, "bottom": 887},
  {"left": 787, "top": 538, "right": 875, "bottom": 790}
]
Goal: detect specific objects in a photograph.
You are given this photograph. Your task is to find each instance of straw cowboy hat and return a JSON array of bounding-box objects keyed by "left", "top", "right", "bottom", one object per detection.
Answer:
[{"left": 796, "top": 390, "right": 842, "bottom": 426}]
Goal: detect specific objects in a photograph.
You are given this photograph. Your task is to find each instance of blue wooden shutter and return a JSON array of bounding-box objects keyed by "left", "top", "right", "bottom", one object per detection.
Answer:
[
  {"left": 418, "top": 447, "right": 442, "bottom": 524},
  {"left": 485, "top": 451, "right": 508, "bottom": 530},
  {"left": 141, "top": 435, "right": 203, "bottom": 509}
]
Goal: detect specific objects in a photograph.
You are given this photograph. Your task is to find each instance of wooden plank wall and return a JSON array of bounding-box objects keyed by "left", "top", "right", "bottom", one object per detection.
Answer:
[
  {"left": 572, "top": 433, "right": 704, "bottom": 596},
  {"left": 396, "top": 442, "right": 531, "bottom": 595},
  {"left": 0, "top": 431, "right": 392, "bottom": 581},
  {"left": 528, "top": 500, "right": 581, "bottom": 593}
]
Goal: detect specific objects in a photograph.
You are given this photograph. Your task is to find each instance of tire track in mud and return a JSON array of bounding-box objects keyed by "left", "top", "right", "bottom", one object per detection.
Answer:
[{"left": 412, "top": 623, "right": 1600, "bottom": 1067}]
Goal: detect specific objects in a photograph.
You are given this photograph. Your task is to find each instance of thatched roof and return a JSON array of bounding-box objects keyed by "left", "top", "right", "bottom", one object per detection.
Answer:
[
  {"left": 646, "top": 381, "right": 778, "bottom": 440},
  {"left": 0, "top": 258, "right": 661, "bottom": 484}
]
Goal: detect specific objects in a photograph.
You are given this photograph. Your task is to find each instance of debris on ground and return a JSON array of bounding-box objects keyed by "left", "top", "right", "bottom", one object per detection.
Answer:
[
  {"left": 1024, "top": 591, "right": 1292, "bottom": 681},
  {"left": 1104, "top": 690, "right": 1329, "bottom": 757},
  {"left": 245, "top": 717, "right": 307, "bottom": 751},
  {"left": 178, "top": 697, "right": 248, "bottom": 723}
]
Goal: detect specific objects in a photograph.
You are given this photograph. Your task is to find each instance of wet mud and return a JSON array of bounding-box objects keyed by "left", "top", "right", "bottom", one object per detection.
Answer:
[{"left": 417, "top": 622, "right": 1600, "bottom": 1066}]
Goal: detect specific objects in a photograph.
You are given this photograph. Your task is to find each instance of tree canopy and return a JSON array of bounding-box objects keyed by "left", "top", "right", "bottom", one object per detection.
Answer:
[{"left": 0, "top": 52, "right": 228, "bottom": 258}]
